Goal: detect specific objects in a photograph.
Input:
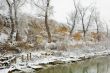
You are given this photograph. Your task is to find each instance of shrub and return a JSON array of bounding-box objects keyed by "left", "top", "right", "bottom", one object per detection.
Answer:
[
  {"left": 16, "top": 42, "right": 34, "bottom": 50},
  {"left": 55, "top": 26, "right": 69, "bottom": 33},
  {"left": 73, "top": 32, "right": 82, "bottom": 41},
  {"left": 35, "top": 35, "right": 44, "bottom": 44},
  {"left": 91, "top": 32, "right": 102, "bottom": 41}
]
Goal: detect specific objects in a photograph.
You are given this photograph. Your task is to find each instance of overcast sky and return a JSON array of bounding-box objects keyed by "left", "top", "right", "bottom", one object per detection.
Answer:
[
  {"left": 20, "top": 0, "right": 110, "bottom": 28},
  {"left": 51, "top": 0, "right": 110, "bottom": 24}
]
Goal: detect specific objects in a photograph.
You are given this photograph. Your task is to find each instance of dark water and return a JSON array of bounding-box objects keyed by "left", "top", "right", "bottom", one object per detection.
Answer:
[{"left": 37, "top": 56, "right": 110, "bottom": 73}]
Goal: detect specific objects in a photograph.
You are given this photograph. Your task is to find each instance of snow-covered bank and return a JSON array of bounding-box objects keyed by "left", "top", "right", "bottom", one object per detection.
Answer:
[
  {"left": 1, "top": 43, "right": 110, "bottom": 73},
  {"left": 0, "top": 33, "right": 8, "bottom": 43}
]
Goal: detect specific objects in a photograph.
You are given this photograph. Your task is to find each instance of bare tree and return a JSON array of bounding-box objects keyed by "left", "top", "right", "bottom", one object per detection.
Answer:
[
  {"left": 67, "top": 0, "right": 78, "bottom": 36},
  {"left": 85, "top": 8, "right": 94, "bottom": 32},
  {"left": 0, "top": 1, "right": 5, "bottom": 27},
  {"left": 6, "top": 0, "right": 26, "bottom": 42},
  {"left": 67, "top": 1, "right": 95, "bottom": 40},
  {"left": 94, "top": 16, "right": 100, "bottom": 41},
  {"left": 94, "top": 11, "right": 103, "bottom": 41},
  {"left": 6, "top": 0, "right": 15, "bottom": 41},
  {"left": 0, "top": 0, "right": 9, "bottom": 27},
  {"left": 105, "top": 23, "right": 109, "bottom": 37},
  {"left": 13, "top": 0, "right": 26, "bottom": 41},
  {"left": 33, "top": 0, "right": 53, "bottom": 43},
  {"left": 78, "top": 6, "right": 90, "bottom": 39},
  {"left": 0, "top": 0, "right": 4, "bottom": 10},
  {"left": 77, "top": 3, "right": 95, "bottom": 40}
]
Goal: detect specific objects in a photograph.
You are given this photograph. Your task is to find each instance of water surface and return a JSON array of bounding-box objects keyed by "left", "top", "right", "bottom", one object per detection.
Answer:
[{"left": 37, "top": 56, "right": 110, "bottom": 73}]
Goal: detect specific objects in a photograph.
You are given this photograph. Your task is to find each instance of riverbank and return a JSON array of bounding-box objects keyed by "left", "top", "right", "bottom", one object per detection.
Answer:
[{"left": 1, "top": 42, "right": 110, "bottom": 73}]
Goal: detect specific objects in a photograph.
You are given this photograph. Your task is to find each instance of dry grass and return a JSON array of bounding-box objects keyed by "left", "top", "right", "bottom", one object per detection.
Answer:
[
  {"left": 28, "top": 19, "right": 44, "bottom": 35},
  {"left": 35, "top": 35, "right": 44, "bottom": 44},
  {"left": 0, "top": 44, "right": 18, "bottom": 54},
  {"left": 55, "top": 26, "right": 69, "bottom": 33},
  {"left": 73, "top": 32, "right": 82, "bottom": 41},
  {"left": 0, "top": 19, "right": 4, "bottom": 32},
  {"left": 90, "top": 32, "right": 103, "bottom": 42},
  {"left": 16, "top": 42, "right": 34, "bottom": 49}
]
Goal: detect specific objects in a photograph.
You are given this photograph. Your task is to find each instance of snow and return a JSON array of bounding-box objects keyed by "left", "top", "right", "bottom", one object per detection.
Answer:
[
  {"left": 0, "top": 69, "right": 9, "bottom": 73},
  {"left": 1, "top": 40, "right": 110, "bottom": 73},
  {"left": 0, "top": 33, "right": 8, "bottom": 43},
  {"left": 0, "top": 66, "right": 15, "bottom": 73},
  {"left": 28, "top": 64, "right": 43, "bottom": 69},
  {"left": 1, "top": 48, "right": 110, "bottom": 73}
]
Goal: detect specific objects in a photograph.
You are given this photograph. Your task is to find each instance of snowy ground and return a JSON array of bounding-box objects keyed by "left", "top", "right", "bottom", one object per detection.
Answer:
[
  {"left": 1, "top": 39, "right": 110, "bottom": 73},
  {"left": 0, "top": 33, "right": 8, "bottom": 43},
  {"left": 1, "top": 42, "right": 110, "bottom": 73}
]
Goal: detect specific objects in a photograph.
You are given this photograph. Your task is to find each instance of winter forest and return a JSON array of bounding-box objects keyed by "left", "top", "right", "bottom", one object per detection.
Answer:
[{"left": 0, "top": 0, "right": 110, "bottom": 73}]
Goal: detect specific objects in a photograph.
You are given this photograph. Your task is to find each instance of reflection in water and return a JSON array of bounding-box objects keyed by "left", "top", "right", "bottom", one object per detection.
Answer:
[{"left": 37, "top": 56, "right": 110, "bottom": 73}]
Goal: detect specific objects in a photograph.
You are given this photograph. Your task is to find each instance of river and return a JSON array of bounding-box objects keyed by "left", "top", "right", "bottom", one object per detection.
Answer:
[{"left": 36, "top": 56, "right": 110, "bottom": 73}]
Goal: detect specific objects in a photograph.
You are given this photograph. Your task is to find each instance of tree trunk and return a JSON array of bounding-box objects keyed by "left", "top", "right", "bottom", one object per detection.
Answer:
[
  {"left": 70, "top": 23, "right": 75, "bottom": 36},
  {"left": 6, "top": 0, "right": 15, "bottom": 42},
  {"left": 14, "top": 0, "right": 19, "bottom": 41},
  {"left": 106, "top": 24, "right": 108, "bottom": 37},
  {"left": 16, "top": 30, "right": 21, "bottom": 41},
  {"left": 96, "top": 24, "right": 100, "bottom": 41},
  {"left": 69, "top": 11, "right": 77, "bottom": 36},
  {"left": 82, "top": 18, "right": 86, "bottom": 39},
  {"left": 45, "top": 11, "right": 52, "bottom": 43},
  {"left": 45, "top": 0, "right": 52, "bottom": 43},
  {"left": 9, "top": 7, "right": 15, "bottom": 41},
  {"left": 69, "top": 3, "right": 77, "bottom": 36},
  {"left": 95, "top": 19, "right": 100, "bottom": 42}
]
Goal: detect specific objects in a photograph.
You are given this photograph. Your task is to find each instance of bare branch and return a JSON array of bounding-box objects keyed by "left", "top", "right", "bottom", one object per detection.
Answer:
[
  {"left": 85, "top": 8, "right": 94, "bottom": 32},
  {"left": 17, "top": 0, "right": 27, "bottom": 8},
  {"left": 66, "top": 17, "right": 71, "bottom": 25},
  {"left": 32, "top": 0, "right": 52, "bottom": 43},
  {"left": 33, "top": 0, "right": 45, "bottom": 11},
  {"left": 6, "top": 0, "right": 12, "bottom": 7}
]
